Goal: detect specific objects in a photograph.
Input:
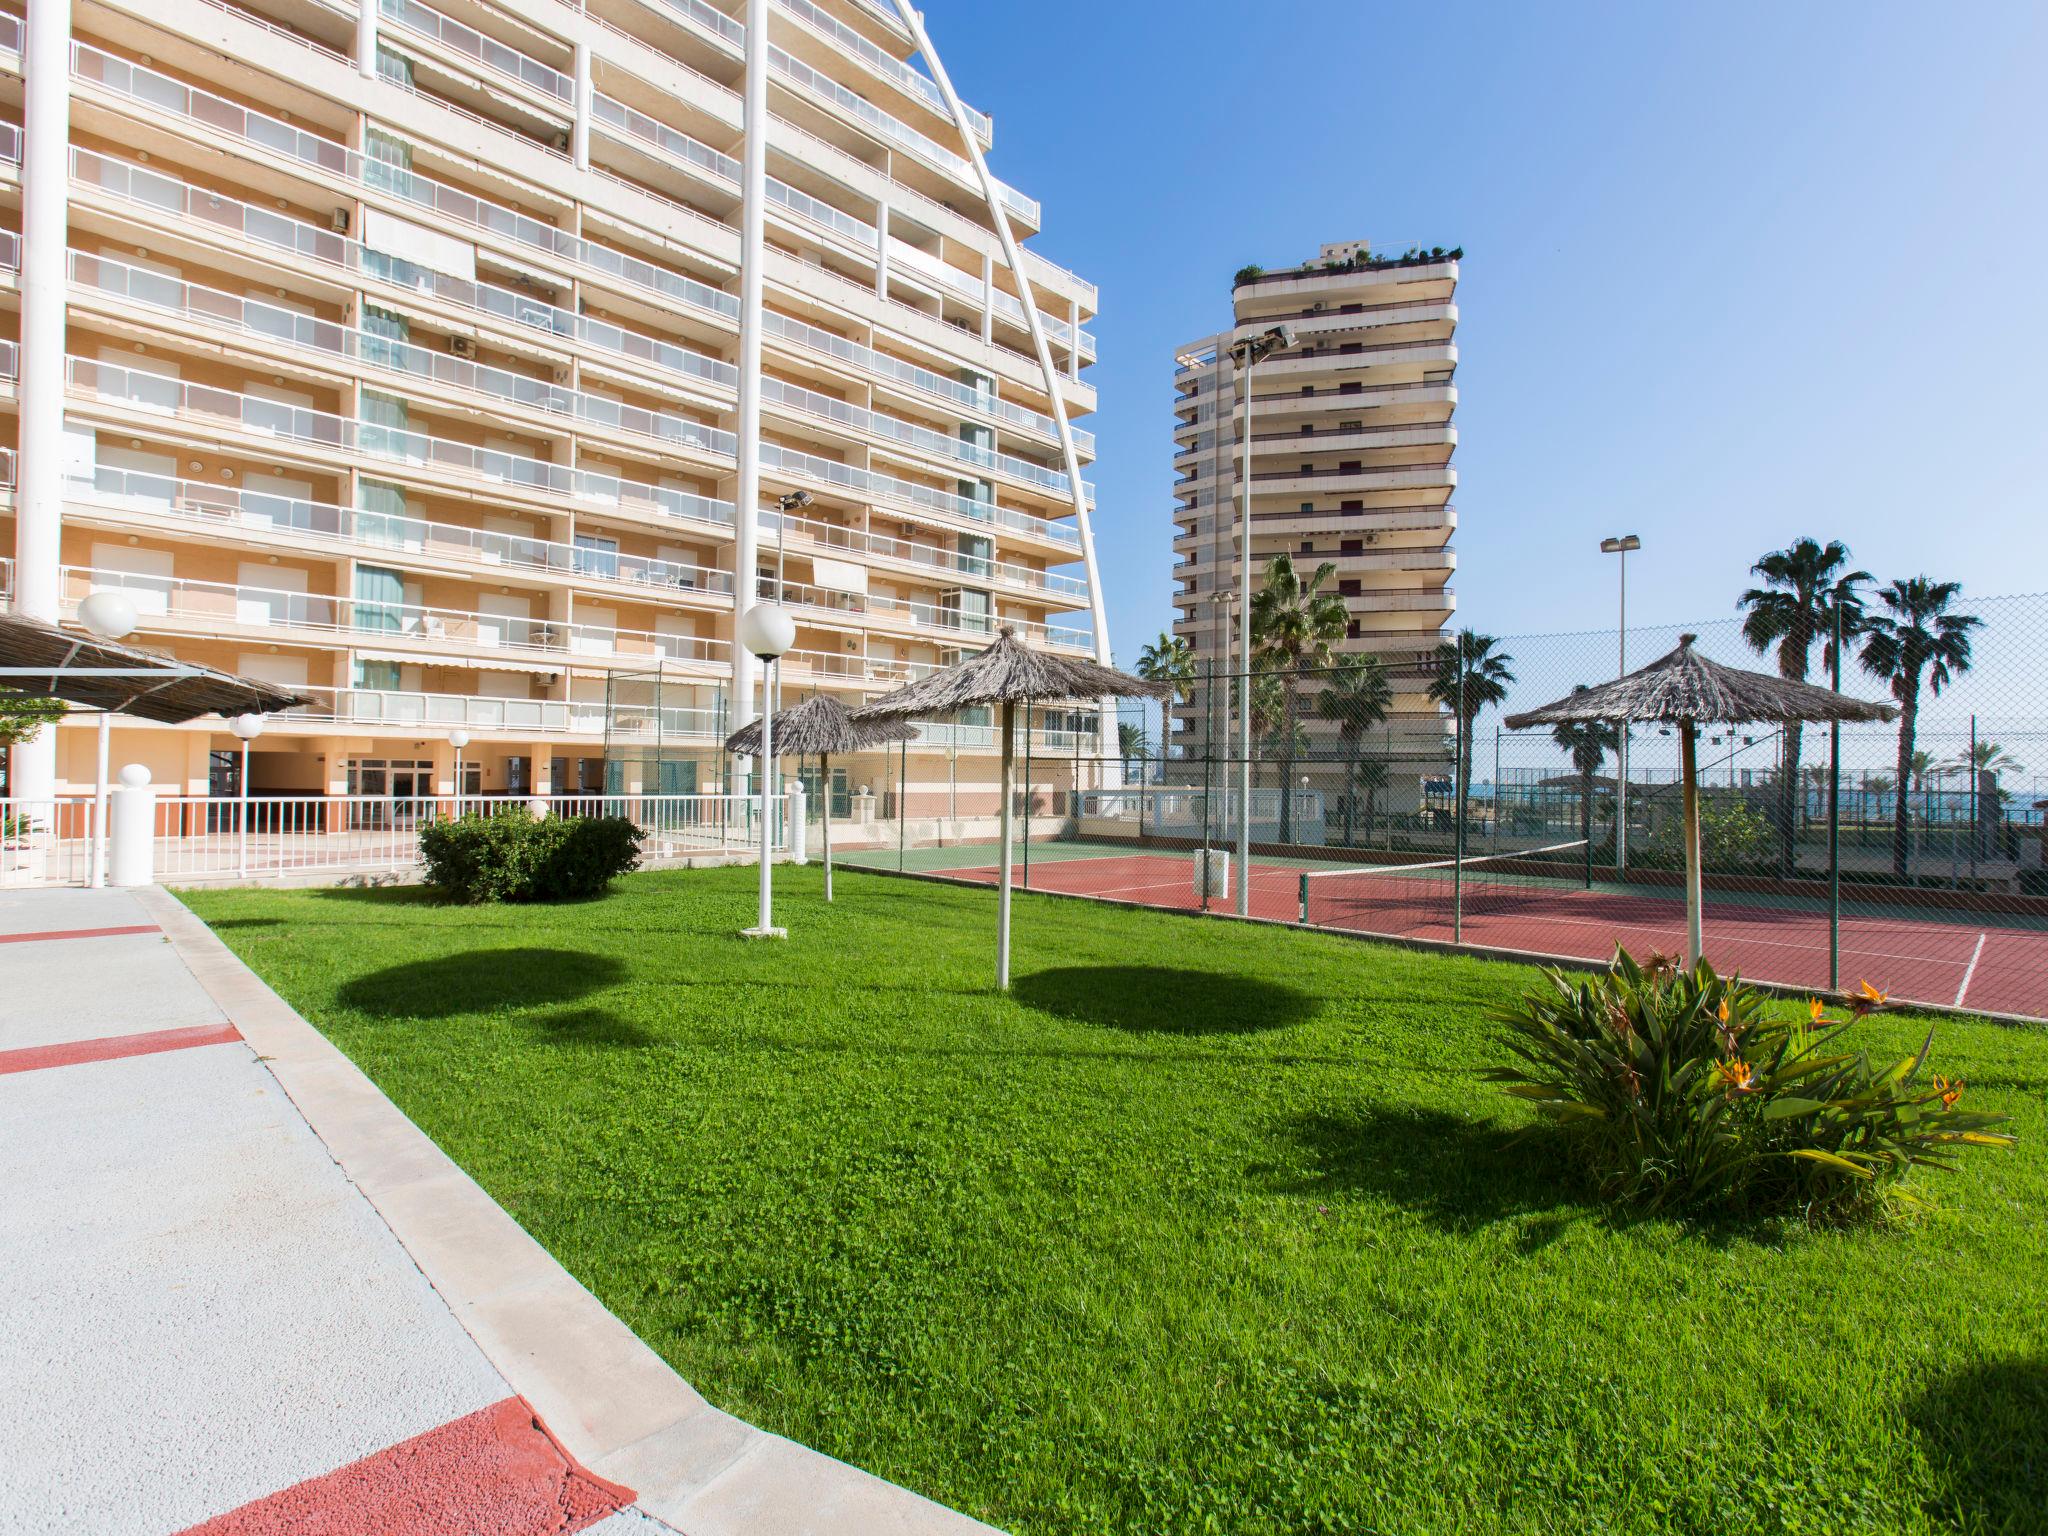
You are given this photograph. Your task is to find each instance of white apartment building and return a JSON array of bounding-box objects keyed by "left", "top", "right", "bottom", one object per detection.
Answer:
[
  {"left": 1, "top": 0, "right": 1106, "bottom": 820},
  {"left": 1170, "top": 240, "right": 1457, "bottom": 767}
]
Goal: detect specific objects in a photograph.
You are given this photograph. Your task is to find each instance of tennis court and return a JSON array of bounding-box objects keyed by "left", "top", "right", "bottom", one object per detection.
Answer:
[{"left": 851, "top": 840, "right": 2048, "bottom": 1020}]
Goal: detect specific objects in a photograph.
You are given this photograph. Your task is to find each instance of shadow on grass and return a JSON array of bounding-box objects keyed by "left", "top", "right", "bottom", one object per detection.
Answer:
[
  {"left": 309, "top": 885, "right": 441, "bottom": 906},
  {"left": 202, "top": 917, "right": 284, "bottom": 930},
  {"left": 337, "top": 947, "right": 625, "bottom": 1021},
  {"left": 1278, "top": 1107, "right": 1589, "bottom": 1245},
  {"left": 1013, "top": 965, "right": 1317, "bottom": 1034},
  {"left": 1910, "top": 1357, "right": 2048, "bottom": 1529},
  {"left": 526, "top": 1006, "right": 658, "bottom": 1049}
]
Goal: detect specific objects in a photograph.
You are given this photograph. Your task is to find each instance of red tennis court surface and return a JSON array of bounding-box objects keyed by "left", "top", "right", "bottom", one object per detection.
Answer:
[{"left": 940, "top": 852, "right": 2048, "bottom": 1020}]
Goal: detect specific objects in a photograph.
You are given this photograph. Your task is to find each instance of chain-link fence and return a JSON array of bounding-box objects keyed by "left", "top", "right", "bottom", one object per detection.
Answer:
[{"left": 848, "top": 593, "right": 2048, "bottom": 1022}]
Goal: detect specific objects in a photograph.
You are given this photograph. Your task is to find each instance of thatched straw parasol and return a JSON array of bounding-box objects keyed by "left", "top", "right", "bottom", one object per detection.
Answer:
[
  {"left": 724, "top": 693, "right": 913, "bottom": 904},
  {"left": 853, "top": 627, "right": 1170, "bottom": 989},
  {"left": 1507, "top": 634, "right": 1896, "bottom": 965}
]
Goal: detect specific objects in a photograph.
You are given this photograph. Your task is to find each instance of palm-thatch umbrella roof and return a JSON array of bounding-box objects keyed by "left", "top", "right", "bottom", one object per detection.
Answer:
[
  {"left": 851, "top": 626, "right": 1170, "bottom": 719},
  {"left": 723, "top": 692, "right": 914, "bottom": 757},
  {"left": 1506, "top": 635, "right": 1896, "bottom": 968},
  {"left": 853, "top": 628, "right": 1170, "bottom": 991},
  {"left": 1504, "top": 634, "right": 1897, "bottom": 731},
  {"left": 723, "top": 694, "right": 914, "bottom": 907}
]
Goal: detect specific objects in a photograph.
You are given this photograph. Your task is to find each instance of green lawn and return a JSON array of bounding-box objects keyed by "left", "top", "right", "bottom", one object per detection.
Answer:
[{"left": 183, "top": 865, "right": 2048, "bottom": 1535}]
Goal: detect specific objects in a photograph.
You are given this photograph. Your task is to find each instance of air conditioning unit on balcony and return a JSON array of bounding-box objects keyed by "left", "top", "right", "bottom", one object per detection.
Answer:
[
  {"left": 1363, "top": 531, "right": 1380, "bottom": 545},
  {"left": 331, "top": 207, "right": 351, "bottom": 234},
  {"left": 446, "top": 335, "right": 476, "bottom": 360}
]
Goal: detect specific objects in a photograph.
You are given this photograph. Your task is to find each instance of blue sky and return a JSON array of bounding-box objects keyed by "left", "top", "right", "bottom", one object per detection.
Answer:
[{"left": 920, "top": 0, "right": 2048, "bottom": 668}]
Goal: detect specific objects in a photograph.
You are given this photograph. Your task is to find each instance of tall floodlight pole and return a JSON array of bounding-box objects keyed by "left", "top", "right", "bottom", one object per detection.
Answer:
[
  {"left": 730, "top": 0, "right": 768, "bottom": 797},
  {"left": 1228, "top": 324, "right": 1295, "bottom": 916},
  {"left": 449, "top": 729, "right": 470, "bottom": 817},
  {"left": 1601, "top": 535, "right": 1641, "bottom": 872},
  {"left": 738, "top": 603, "right": 794, "bottom": 939}
]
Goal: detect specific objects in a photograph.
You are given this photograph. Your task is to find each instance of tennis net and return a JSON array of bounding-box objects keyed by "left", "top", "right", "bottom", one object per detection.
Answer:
[{"left": 1296, "top": 839, "right": 1592, "bottom": 937}]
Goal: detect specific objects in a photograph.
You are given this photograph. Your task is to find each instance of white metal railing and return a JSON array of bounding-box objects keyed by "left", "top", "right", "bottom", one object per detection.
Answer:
[
  {"left": 139, "top": 793, "right": 779, "bottom": 884},
  {"left": 74, "top": 466, "right": 736, "bottom": 597},
  {"left": 758, "top": 442, "right": 1079, "bottom": 547},
  {"left": 758, "top": 508, "right": 1087, "bottom": 598},
  {"left": 773, "top": 0, "right": 991, "bottom": 145},
  {"left": 58, "top": 564, "right": 738, "bottom": 666},
  {"left": 0, "top": 229, "right": 17, "bottom": 272},
  {"left": 0, "top": 11, "right": 20, "bottom": 51},
  {"left": 886, "top": 240, "right": 1094, "bottom": 354},
  {"left": 766, "top": 45, "right": 1035, "bottom": 226},
  {"left": 0, "top": 122, "right": 19, "bottom": 166}
]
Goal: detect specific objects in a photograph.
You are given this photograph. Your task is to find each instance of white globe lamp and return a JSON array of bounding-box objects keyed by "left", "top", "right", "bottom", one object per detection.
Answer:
[
  {"left": 78, "top": 589, "right": 139, "bottom": 641},
  {"left": 737, "top": 603, "right": 796, "bottom": 660}
]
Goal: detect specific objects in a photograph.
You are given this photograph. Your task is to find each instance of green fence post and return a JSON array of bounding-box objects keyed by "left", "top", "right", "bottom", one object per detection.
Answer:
[{"left": 1829, "top": 604, "right": 1843, "bottom": 991}]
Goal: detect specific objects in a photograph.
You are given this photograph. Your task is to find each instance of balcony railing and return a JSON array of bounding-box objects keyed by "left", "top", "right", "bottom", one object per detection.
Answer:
[
  {"left": 773, "top": 0, "right": 991, "bottom": 145},
  {"left": 60, "top": 564, "right": 743, "bottom": 666},
  {"left": 70, "top": 358, "right": 732, "bottom": 535},
  {"left": 762, "top": 376, "right": 1081, "bottom": 497},
  {"left": 759, "top": 507, "right": 1088, "bottom": 599},
  {"left": 758, "top": 442, "right": 1079, "bottom": 547},
  {"left": 73, "top": 466, "right": 736, "bottom": 597},
  {"left": 766, "top": 45, "right": 1036, "bottom": 226},
  {"left": 378, "top": 0, "right": 573, "bottom": 103},
  {"left": 0, "top": 122, "right": 20, "bottom": 166},
  {"left": 0, "top": 229, "right": 17, "bottom": 273}
]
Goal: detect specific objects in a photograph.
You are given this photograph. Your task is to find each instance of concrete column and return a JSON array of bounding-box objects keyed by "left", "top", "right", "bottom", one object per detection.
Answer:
[
  {"left": 979, "top": 251, "right": 994, "bottom": 344},
  {"left": 108, "top": 765, "right": 156, "bottom": 887},
  {"left": 874, "top": 202, "right": 890, "bottom": 295},
  {"left": 1069, "top": 298, "right": 1082, "bottom": 381},
  {"left": 571, "top": 41, "right": 591, "bottom": 171},
  {"left": 357, "top": 0, "right": 377, "bottom": 78},
  {"left": 730, "top": 0, "right": 767, "bottom": 745},
  {"left": 11, "top": 0, "right": 73, "bottom": 806}
]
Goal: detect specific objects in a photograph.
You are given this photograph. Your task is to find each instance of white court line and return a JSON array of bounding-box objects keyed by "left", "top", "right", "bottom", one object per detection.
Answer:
[{"left": 1955, "top": 932, "right": 1988, "bottom": 1007}]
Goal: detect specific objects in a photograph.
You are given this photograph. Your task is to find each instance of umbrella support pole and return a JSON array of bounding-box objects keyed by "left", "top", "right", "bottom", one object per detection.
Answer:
[
  {"left": 821, "top": 752, "right": 832, "bottom": 903},
  {"left": 997, "top": 701, "right": 1015, "bottom": 990},
  {"left": 1681, "top": 721, "right": 1703, "bottom": 966}
]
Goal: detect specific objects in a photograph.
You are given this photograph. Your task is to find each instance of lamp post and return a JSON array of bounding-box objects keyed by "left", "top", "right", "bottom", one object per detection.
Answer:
[
  {"left": 1227, "top": 322, "right": 1295, "bottom": 916},
  {"left": 737, "top": 602, "right": 795, "bottom": 938},
  {"left": 77, "top": 590, "right": 139, "bottom": 889},
  {"left": 449, "top": 729, "right": 470, "bottom": 818},
  {"left": 230, "top": 711, "right": 265, "bottom": 880},
  {"left": 771, "top": 491, "right": 813, "bottom": 736},
  {"left": 1600, "top": 535, "right": 1641, "bottom": 872}
]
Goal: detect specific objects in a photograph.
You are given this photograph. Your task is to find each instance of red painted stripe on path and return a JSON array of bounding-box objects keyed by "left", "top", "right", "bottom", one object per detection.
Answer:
[
  {"left": 0, "top": 1024, "right": 242, "bottom": 1075},
  {"left": 0, "top": 924, "right": 159, "bottom": 945},
  {"left": 175, "top": 1396, "right": 635, "bottom": 1535}
]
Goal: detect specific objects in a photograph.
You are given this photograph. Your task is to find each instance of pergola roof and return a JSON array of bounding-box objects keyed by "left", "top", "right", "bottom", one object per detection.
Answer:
[{"left": 0, "top": 613, "right": 309, "bottom": 724}]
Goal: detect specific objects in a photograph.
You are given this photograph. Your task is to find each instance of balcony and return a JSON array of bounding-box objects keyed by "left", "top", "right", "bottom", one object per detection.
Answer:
[
  {"left": 67, "top": 357, "right": 735, "bottom": 536},
  {"left": 59, "top": 565, "right": 732, "bottom": 669},
  {"left": 378, "top": 0, "right": 574, "bottom": 105},
  {"left": 773, "top": 0, "right": 992, "bottom": 147},
  {"left": 70, "top": 466, "right": 737, "bottom": 599},
  {"left": 759, "top": 507, "right": 1088, "bottom": 600}
]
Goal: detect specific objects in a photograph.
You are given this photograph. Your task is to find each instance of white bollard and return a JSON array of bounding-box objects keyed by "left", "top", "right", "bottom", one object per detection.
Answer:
[
  {"left": 787, "top": 780, "right": 808, "bottom": 864},
  {"left": 1195, "top": 846, "right": 1231, "bottom": 900},
  {"left": 108, "top": 764, "right": 157, "bottom": 888}
]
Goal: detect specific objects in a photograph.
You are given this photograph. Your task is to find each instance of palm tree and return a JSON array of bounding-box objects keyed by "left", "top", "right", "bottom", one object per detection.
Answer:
[
  {"left": 1135, "top": 632, "right": 1196, "bottom": 702},
  {"left": 1249, "top": 554, "right": 1348, "bottom": 842},
  {"left": 1316, "top": 655, "right": 1393, "bottom": 842},
  {"left": 1352, "top": 758, "right": 1390, "bottom": 847},
  {"left": 1859, "top": 578, "right": 1981, "bottom": 878},
  {"left": 1737, "top": 539, "right": 1871, "bottom": 874},
  {"left": 1117, "top": 721, "right": 1147, "bottom": 779},
  {"left": 1427, "top": 631, "right": 1515, "bottom": 817},
  {"left": 1550, "top": 688, "right": 1620, "bottom": 852}
]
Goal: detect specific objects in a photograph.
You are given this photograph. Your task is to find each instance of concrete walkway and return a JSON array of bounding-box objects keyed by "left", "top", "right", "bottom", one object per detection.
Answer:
[{"left": 0, "top": 886, "right": 996, "bottom": 1535}]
